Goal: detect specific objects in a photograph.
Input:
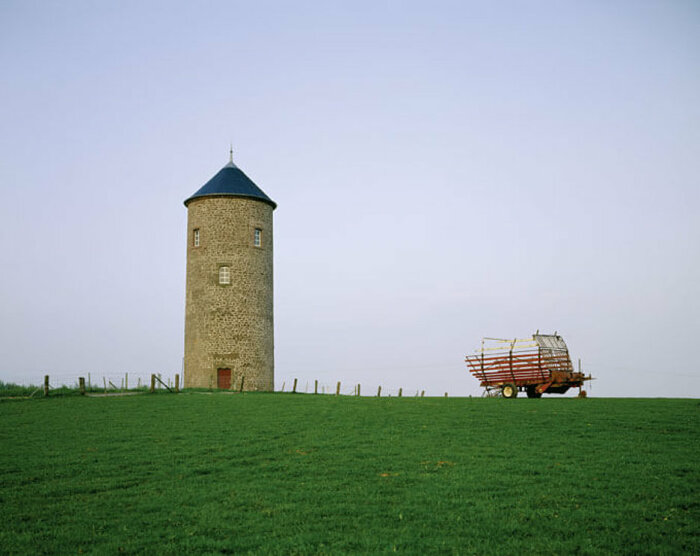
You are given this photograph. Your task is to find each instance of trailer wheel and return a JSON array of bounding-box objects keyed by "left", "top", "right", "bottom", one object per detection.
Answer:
[
  {"left": 502, "top": 384, "right": 518, "bottom": 398},
  {"left": 526, "top": 387, "right": 542, "bottom": 399}
]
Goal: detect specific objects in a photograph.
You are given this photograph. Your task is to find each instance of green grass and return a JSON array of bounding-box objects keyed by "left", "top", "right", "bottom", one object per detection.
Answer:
[
  {"left": 0, "top": 380, "right": 44, "bottom": 397},
  {"left": 0, "top": 394, "right": 697, "bottom": 555}
]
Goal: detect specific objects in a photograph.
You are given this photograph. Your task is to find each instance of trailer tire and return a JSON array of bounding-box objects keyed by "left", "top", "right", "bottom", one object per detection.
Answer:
[
  {"left": 526, "top": 387, "right": 542, "bottom": 398},
  {"left": 502, "top": 384, "right": 518, "bottom": 398}
]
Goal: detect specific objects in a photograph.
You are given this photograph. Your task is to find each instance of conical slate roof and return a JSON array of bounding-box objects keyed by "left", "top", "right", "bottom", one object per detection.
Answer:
[{"left": 184, "top": 159, "right": 277, "bottom": 209}]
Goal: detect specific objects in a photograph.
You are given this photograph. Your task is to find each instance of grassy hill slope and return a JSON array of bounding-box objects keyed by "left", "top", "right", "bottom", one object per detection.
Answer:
[{"left": 1, "top": 393, "right": 698, "bottom": 554}]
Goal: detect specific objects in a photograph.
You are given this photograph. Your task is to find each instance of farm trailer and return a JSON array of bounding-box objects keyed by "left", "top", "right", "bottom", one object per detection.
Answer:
[{"left": 465, "top": 333, "right": 592, "bottom": 398}]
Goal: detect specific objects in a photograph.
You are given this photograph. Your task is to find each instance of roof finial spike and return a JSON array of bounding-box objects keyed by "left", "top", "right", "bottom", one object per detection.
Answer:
[{"left": 229, "top": 144, "right": 233, "bottom": 163}]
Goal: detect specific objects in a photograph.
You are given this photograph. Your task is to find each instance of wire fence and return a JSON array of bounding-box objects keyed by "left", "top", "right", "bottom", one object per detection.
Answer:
[
  {"left": 3, "top": 373, "right": 462, "bottom": 398},
  {"left": 276, "top": 378, "right": 451, "bottom": 398},
  {"left": 1, "top": 371, "right": 181, "bottom": 394}
]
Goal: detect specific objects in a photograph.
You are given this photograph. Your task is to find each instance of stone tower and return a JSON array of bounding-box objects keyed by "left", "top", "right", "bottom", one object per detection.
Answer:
[{"left": 183, "top": 152, "right": 276, "bottom": 390}]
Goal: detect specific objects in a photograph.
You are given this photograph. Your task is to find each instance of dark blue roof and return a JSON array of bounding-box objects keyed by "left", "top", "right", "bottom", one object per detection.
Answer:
[{"left": 184, "top": 161, "right": 277, "bottom": 208}]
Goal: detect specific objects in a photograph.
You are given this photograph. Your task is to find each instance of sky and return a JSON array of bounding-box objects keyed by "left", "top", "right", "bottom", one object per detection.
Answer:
[{"left": 0, "top": 0, "right": 698, "bottom": 397}]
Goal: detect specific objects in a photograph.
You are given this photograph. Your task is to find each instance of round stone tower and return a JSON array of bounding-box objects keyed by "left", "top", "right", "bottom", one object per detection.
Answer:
[{"left": 183, "top": 151, "right": 276, "bottom": 390}]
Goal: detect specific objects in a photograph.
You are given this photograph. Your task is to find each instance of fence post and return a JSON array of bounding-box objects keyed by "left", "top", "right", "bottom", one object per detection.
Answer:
[
  {"left": 336, "top": 381, "right": 341, "bottom": 396},
  {"left": 377, "top": 386, "right": 381, "bottom": 397},
  {"left": 421, "top": 390, "right": 425, "bottom": 397},
  {"left": 314, "top": 380, "right": 318, "bottom": 395},
  {"left": 357, "top": 384, "right": 361, "bottom": 397},
  {"left": 175, "top": 374, "right": 180, "bottom": 393},
  {"left": 292, "top": 378, "right": 298, "bottom": 393},
  {"left": 79, "top": 377, "right": 85, "bottom": 395},
  {"left": 150, "top": 374, "right": 155, "bottom": 393},
  {"left": 239, "top": 375, "right": 245, "bottom": 393},
  {"left": 44, "top": 375, "right": 49, "bottom": 397},
  {"left": 444, "top": 392, "right": 448, "bottom": 398},
  {"left": 398, "top": 388, "right": 402, "bottom": 397},
  {"left": 88, "top": 373, "right": 91, "bottom": 388},
  {"left": 281, "top": 381, "right": 285, "bottom": 392},
  {"left": 125, "top": 373, "right": 128, "bottom": 390},
  {"left": 103, "top": 377, "right": 107, "bottom": 393}
]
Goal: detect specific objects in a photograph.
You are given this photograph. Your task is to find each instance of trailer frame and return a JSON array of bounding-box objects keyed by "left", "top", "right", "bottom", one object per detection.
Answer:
[{"left": 465, "top": 333, "right": 591, "bottom": 398}]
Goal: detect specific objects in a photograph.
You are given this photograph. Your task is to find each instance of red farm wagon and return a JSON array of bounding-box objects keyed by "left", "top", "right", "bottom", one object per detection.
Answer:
[{"left": 465, "top": 333, "right": 592, "bottom": 398}]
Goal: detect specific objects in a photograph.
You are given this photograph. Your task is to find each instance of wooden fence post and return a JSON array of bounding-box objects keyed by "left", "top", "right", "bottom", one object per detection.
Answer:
[
  {"left": 88, "top": 373, "right": 91, "bottom": 388},
  {"left": 44, "top": 375, "right": 49, "bottom": 397},
  {"left": 175, "top": 374, "right": 180, "bottom": 393},
  {"left": 103, "top": 377, "right": 107, "bottom": 393},
  {"left": 292, "top": 378, "right": 298, "bottom": 393},
  {"left": 336, "top": 381, "right": 341, "bottom": 396},
  {"left": 377, "top": 386, "right": 381, "bottom": 397},
  {"left": 281, "top": 381, "right": 285, "bottom": 392},
  {"left": 357, "top": 384, "right": 361, "bottom": 397},
  {"left": 421, "top": 390, "right": 425, "bottom": 397},
  {"left": 79, "top": 377, "right": 85, "bottom": 395},
  {"left": 314, "top": 380, "right": 318, "bottom": 395},
  {"left": 398, "top": 388, "right": 402, "bottom": 397},
  {"left": 444, "top": 392, "right": 448, "bottom": 397},
  {"left": 125, "top": 373, "right": 128, "bottom": 390},
  {"left": 150, "top": 374, "right": 155, "bottom": 393}
]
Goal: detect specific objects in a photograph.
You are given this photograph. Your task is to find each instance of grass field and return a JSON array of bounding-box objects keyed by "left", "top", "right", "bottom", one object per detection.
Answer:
[{"left": 0, "top": 393, "right": 698, "bottom": 555}]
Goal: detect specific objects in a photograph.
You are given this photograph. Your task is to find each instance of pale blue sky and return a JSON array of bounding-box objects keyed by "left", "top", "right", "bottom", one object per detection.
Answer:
[{"left": 1, "top": 1, "right": 698, "bottom": 396}]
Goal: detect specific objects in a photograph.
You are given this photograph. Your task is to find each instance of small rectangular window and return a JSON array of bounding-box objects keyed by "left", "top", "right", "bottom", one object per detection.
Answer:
[
  {"left": 193, "top": 229, "right": 200, "bottom": 247},
  {"left": 254, "top": 228, "right": 262, "bottom": 247},
  {"left": 219, "top": 266, "right": 230, "bottom": 285}
]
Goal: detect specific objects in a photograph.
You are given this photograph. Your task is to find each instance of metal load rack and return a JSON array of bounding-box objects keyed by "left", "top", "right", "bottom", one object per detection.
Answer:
[{"left": 465, "top": 333, "right": 591, "bottom": 398}]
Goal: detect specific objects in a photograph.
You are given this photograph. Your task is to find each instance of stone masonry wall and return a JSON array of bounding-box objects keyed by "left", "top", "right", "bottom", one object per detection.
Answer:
[{"left": 184, "top": 196, "right": 274, "bottom": 390}]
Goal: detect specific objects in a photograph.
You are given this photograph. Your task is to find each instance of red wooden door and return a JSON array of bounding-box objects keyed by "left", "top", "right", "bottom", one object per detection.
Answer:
[{"left": 217, "top": 368, "right": 231, "bottom": 389}]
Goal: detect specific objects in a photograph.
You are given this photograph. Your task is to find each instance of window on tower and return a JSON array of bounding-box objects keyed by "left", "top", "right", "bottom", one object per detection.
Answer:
[
  {"left": 218, "top": 266, "right": 230, "bottom": 285},
  {"left": 254, "top": 228, "right": 262, "bottom": 247},
  {"left": 193, "top": 229, "right": 200, "bottom": 247}
]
